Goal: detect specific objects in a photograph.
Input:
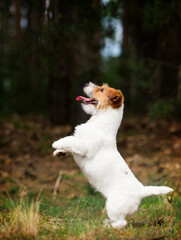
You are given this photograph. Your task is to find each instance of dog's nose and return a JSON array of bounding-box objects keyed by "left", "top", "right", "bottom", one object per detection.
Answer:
[{"left": 85, "top": 83, "right": 89, "bottom": 87}]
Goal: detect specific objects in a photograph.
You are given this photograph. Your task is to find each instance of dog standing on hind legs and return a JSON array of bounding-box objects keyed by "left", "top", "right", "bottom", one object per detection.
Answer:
[{"left": 52, "top": 82, "right": 173, "bottom": 229}]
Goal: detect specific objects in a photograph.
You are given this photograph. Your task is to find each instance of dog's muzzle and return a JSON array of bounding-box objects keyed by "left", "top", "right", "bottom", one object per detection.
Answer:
[{"left": 83, "top": 82, "right": 97, "bottom": 98}]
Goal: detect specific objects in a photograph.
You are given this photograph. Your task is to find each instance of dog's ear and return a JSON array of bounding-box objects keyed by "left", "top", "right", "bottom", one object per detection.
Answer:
[{"left": 107, "top": 89, "right": 124, "bottom": 108}]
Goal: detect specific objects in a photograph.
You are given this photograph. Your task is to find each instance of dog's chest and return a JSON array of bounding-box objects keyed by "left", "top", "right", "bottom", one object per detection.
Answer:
[{"left": 74, "top": 122, "right": 99, "bottom": 139}]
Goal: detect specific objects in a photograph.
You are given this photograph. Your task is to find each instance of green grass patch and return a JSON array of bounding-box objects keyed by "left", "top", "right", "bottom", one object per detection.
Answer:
[{"left": 0, "top": 189, "right": 180, "bottom": 239}]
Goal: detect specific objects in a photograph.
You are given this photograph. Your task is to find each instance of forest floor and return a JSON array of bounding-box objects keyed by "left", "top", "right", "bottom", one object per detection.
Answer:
[{"left": 0, "top": 114, "right": 180, "bottom": 239}]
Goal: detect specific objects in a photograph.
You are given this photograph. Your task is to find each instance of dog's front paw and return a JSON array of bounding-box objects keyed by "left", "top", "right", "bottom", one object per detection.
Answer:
[
  {"left": 53, "top": 149, "right": 66, "bottom": 157},
  {"left": 52, "top": 140, "right": 62, "bottom": 149}
]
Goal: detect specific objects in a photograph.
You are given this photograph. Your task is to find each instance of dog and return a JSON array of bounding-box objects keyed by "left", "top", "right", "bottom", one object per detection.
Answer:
[{"left": 52, "top": 82, "right": 173, "bottom": 229}]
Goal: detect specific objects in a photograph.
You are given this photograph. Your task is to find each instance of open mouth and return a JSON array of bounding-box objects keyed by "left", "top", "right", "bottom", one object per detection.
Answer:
[{"left": 76, "top": 96, "right": 97, "bottom": 105}]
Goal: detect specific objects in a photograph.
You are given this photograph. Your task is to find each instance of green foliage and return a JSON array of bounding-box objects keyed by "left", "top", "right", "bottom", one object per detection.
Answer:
[
  {"left": 148, "top": 98, "right": 181, "bottom": 119},
  {"left": 103, "top": 54, "right": 153, "bottom": 113},
  {"left": 0, "top": 33, "right": 49, "bottom": 115},
  {"left": 142, "top": 0, "right": 180, "bottom": 31},
  {"left": 0, "top": 0, "right": 180, "bottom": 121},
  {"left": 0, "top": 0, "right": 101, "bottom": 118},
  {"left": 103, "top": 50, "right": 181, "bottom": 119}
]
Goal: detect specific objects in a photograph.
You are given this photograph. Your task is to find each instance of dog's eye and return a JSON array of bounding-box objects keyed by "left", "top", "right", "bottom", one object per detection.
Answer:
[{"left": 100, "top": 88, "right": 104, "bottom": 92}]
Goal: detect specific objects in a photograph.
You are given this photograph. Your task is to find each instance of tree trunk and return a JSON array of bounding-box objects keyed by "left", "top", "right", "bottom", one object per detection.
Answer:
[
  {"left": 50, "top": 60, "right": 70, "bottom": 124},
  {"left": 177, "top": 65, "right": 181, "bottom": 99},
  {"left": 49, "top": 0, "right": 101, "bottom": 125},
  {"left": 14, "top": 0, "right": 21, "bottom": 41},
  {"left": 121, "top": 0, "right": 181, "bottom": 106},
  {"left": 48, "top": 0, "right": 70, "bottom": 125}
]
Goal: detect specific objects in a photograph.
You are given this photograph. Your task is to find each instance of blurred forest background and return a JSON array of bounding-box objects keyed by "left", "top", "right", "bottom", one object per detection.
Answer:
[
  {"left": 0, "top": 0, "right": 181, "bottom": 124},
  {"left": 0, "top": 1, "right": 181, "bottom": 239}
]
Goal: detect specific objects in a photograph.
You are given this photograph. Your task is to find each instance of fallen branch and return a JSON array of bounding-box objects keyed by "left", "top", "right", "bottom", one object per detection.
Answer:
[{"left": 52, "top": 171, "right": 63, "bottom": 200}]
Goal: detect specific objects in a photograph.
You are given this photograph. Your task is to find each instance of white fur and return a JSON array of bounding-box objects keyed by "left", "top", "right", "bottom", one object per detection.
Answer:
[{"left": 52, "top": 82, "right": 173, "bottom": 229}]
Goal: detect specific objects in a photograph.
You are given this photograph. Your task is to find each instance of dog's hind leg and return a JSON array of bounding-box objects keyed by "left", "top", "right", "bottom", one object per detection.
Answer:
[
  {"left": 111, "top": 219, "right": 127, "bottom": 229},
  {"left": 105, "top": 198, "right": 128, "bottom": 229}
]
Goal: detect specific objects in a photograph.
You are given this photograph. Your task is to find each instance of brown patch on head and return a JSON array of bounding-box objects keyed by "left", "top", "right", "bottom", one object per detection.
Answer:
[{"left": 93, "top": 83, "right": 124, "bottom": 109}]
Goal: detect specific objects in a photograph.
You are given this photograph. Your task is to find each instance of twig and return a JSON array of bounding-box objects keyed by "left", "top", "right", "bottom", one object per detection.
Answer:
[{"left": 52, "top": 171, "right": 63, "bottom": 200}]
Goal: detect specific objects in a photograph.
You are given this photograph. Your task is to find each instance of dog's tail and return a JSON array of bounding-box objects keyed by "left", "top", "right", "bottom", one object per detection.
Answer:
[{"left": 142, "top": 186, "right": 173, "bottom": 198}]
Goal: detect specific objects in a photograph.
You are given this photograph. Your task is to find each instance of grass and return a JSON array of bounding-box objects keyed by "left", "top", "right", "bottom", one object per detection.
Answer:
[
  {"left": 0, "top": 183, "right": 180, "bottom": 240},
  {"left": 0, "top": 197, "right": 40, "bottom": 239}
]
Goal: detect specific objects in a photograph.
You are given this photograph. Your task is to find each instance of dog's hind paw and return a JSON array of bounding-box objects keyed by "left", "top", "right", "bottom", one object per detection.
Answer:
[
  {"left": 111, "top": 219, "right": 127, "bottom": 229},
  {"left": 53, "top": 149, "right": 66, "bottom": 157}
]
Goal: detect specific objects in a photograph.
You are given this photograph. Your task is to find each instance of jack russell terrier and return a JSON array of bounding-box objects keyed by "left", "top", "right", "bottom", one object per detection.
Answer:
[{"left": 52, "top": 82, "right": 173, "bottom": 229}]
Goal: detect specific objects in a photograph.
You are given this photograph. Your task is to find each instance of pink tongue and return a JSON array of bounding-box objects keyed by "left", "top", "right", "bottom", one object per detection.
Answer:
[{"left": 76, "top": 96, "right": 94, "bottom": 102}]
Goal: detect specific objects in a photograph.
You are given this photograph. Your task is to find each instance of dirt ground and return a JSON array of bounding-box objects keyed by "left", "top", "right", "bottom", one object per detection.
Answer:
[{"left": 0, "top": 114, "right": 180, "bottom": 198}]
